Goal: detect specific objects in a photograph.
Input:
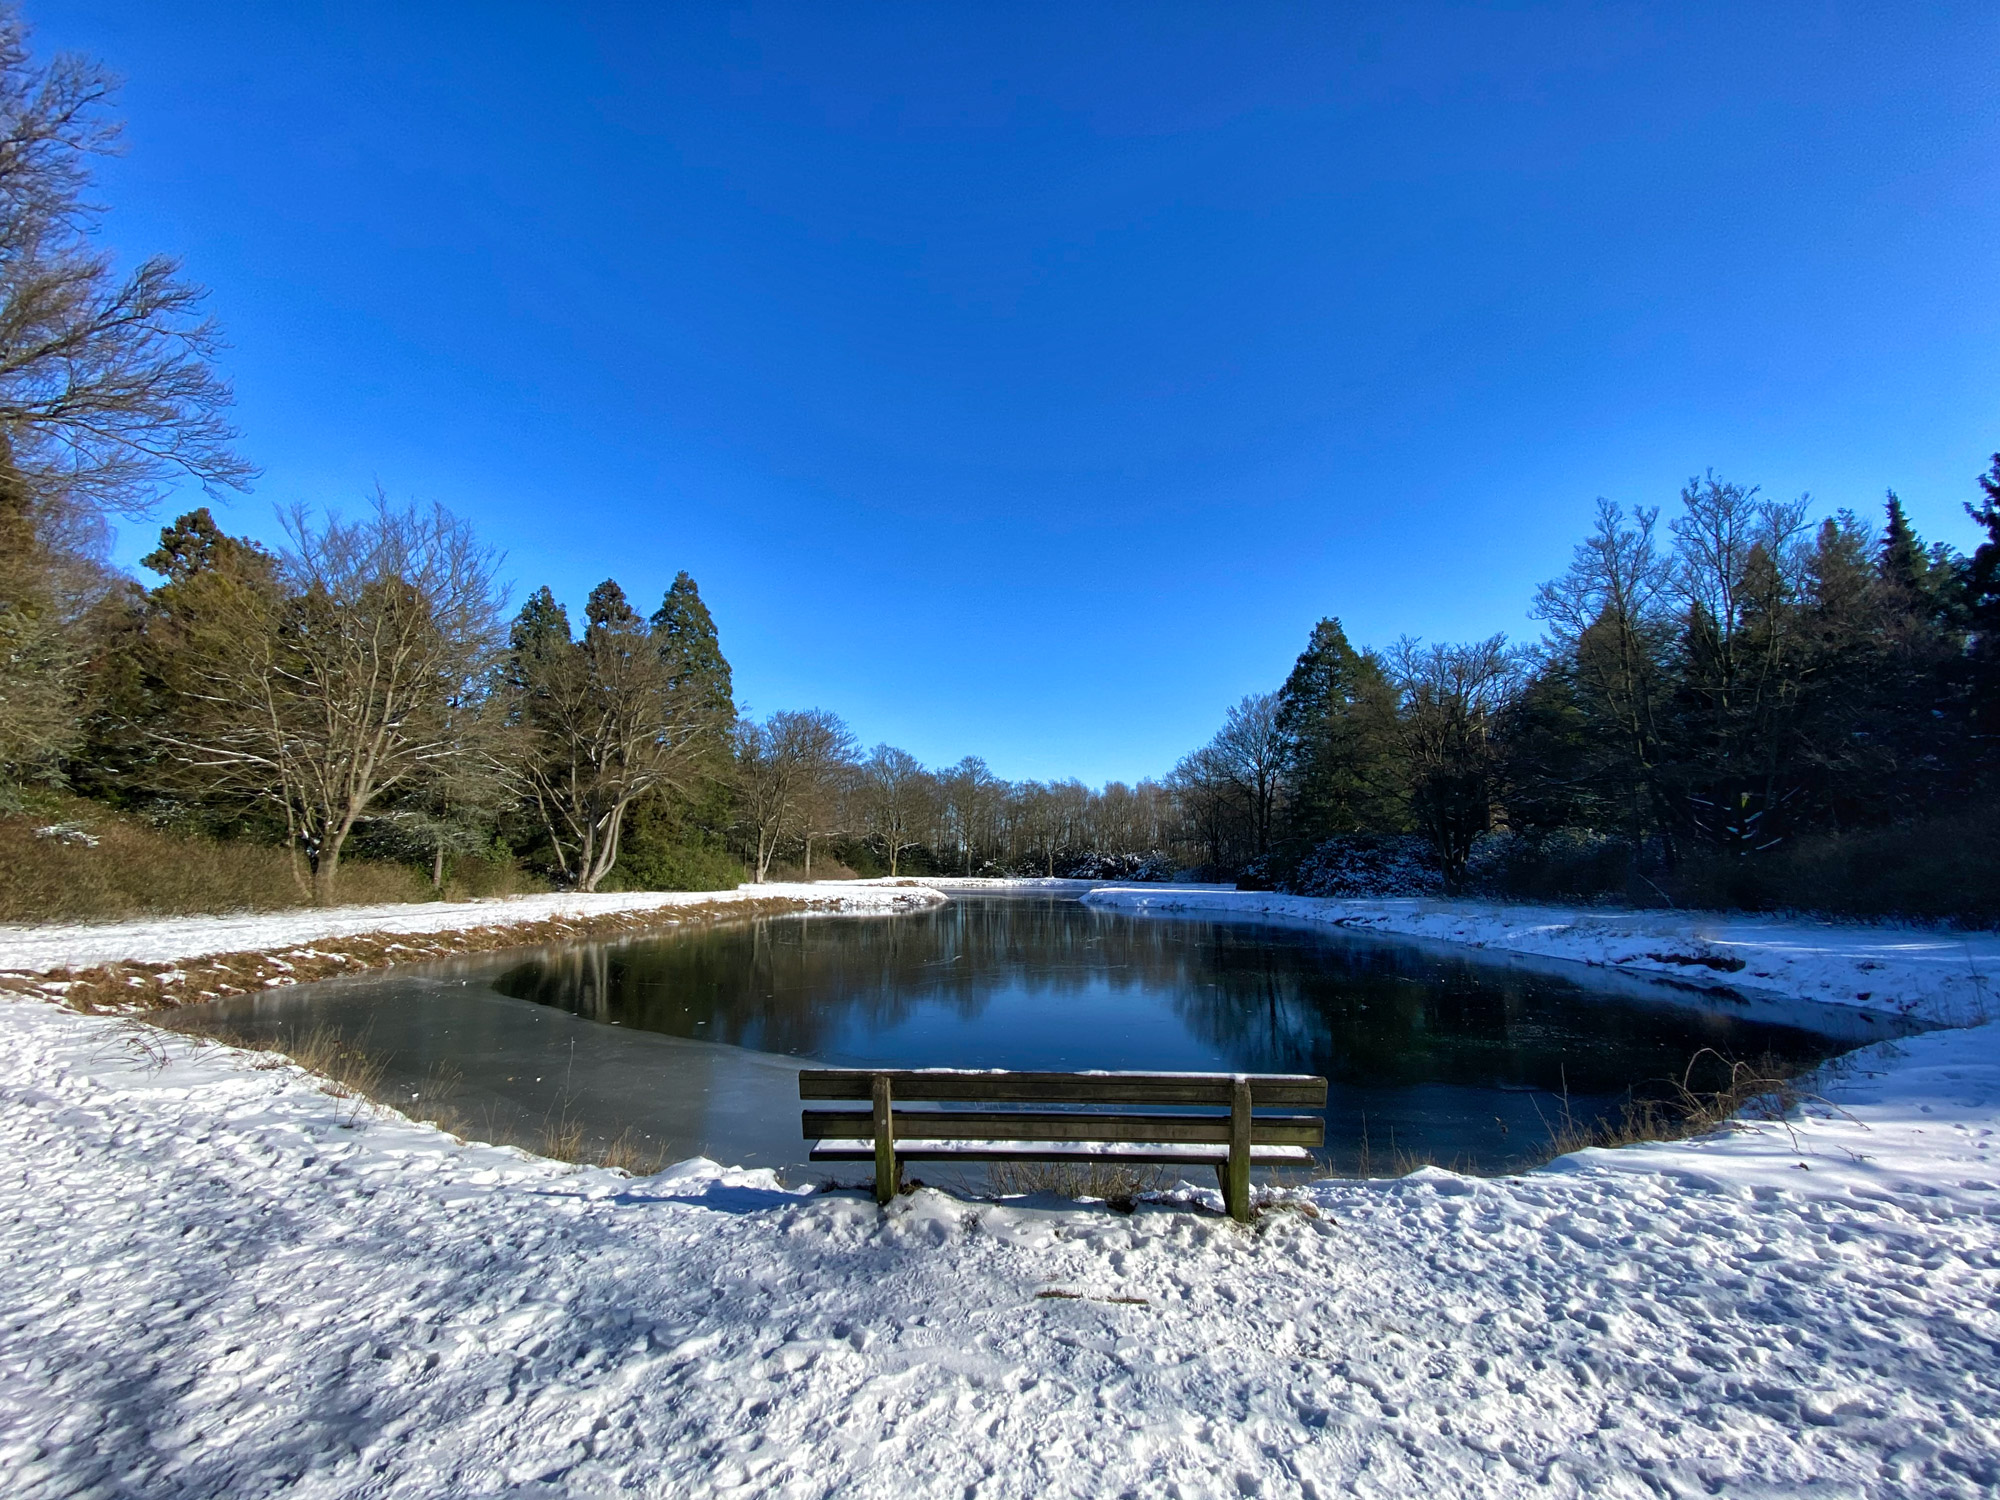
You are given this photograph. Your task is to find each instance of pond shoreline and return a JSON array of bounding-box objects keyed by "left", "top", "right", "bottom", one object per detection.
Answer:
[
  {"left": 0, "top": 883, "right": 946, "bottom": 1012},
  {"left": 135, "top": 886, "right": 1926, "bottom": 1183},
  {"left": 1069, "top": 884, "right": 1997, "bottom": 1030},
  {"left": 5, "top": 938, "right": 1997, "bottom": 1493}
]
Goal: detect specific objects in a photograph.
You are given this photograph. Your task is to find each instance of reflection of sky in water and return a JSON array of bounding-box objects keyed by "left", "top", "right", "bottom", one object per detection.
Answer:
[{"left": 190, "top": 896, "right": 1891, "bottom": 1178}]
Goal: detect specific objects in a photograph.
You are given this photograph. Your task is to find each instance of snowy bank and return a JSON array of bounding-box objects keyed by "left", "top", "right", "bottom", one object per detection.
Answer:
[
  {"left": 3, "top": 992, "right": 1998, "bottom": 1496},
  {"left": 6, "top": 879, "right": 2000, "bottom": 1493},
  {"left": 1082, "top": 886, "right": 2000, "bottom": 1030},
  {"left": 0, "top": 882, "right": 945, "bottom": 976}
]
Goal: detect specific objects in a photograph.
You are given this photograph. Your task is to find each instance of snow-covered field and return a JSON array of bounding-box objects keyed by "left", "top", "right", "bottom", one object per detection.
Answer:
[
  {"left": 1082, "top": 886, "right": 2000, "bottom": 1029},
  {"left": 0, "top": 883, "right": 945, "bottom": 974},
  {"left": 4, "top": 885, "right": 1999, "bottom": 1496}
]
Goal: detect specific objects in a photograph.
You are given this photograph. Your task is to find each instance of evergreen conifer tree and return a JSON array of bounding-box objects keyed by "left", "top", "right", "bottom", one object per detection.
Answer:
[
  {"left": 1967, "top": 455, "right": 2000, "bottom": 653},
  {"left": 1274, "top": 617, "right": 1401, "bottom": 842},
  {"left": 1881, "top": 490, "right": 1927, "bottom": 595},
  {"left": 139, "top": 508, "right": 272, "bottom": 585},
  {"left": 586, "top": 579, "right": 641, "bottom": 632},
  {"left": 509, "top": 586, "right": 571, "bottom": 657},
  {"left": 1964, "top": 455, "right": 2000, "bottom": 771},
  {"left": 651, "top": 571, "right": 734, "bottom": 729}
]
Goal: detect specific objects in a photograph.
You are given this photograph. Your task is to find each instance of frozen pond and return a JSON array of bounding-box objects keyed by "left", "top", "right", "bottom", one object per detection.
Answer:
[{"left": 187, "top": 893, "right": 1901, "bottom": 1179}]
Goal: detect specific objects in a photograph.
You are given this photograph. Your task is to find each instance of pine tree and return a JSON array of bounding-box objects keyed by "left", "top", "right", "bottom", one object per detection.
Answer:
[
  {"left": 139, "top": 508, "right": 272, "bottom": 585},
  {"left": 504, "top": 576, "right": 722, "bottom": 891},
  {"left": 1964, "top": 455, "right": 2000, "bottom": 771},
  {"left": 586, "top": 579, "right": 641, "bottom": 632},
  {"left": 508, "top": 587, "right": 572, "bottom": 664},
  {"left": 651, "top": 571, "right": 734, "bottom": 729},
  {"left": 1274, "top": 617, "right": 1401, "bottom": 842},
  {"left": 1881, "top": 490, "right": 1927, "bottom": 595},
  {"left": 1967, "top": 455, "right": 2000, "bottom": 653}
]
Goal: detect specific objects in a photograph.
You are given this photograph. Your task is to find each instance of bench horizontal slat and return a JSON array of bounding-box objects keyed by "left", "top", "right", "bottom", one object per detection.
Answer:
[
  {"left": 797, "top": 1069, "right": 1328, "bottom": 1107},
  {"left": 803, "top": 1108, "right": 1325, "bottom": 1147},
  {"left": 809, "top": 1139, "right": 1318, "bottom": 1166}
]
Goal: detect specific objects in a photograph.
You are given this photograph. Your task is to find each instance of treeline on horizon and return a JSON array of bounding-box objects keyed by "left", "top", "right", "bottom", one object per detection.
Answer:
[
  {"left": 1171, "top": 471, "right": 2000, "bottom": 923},
  {"left": 2, "top": 13, "right": 1997, "bottom": 925}
]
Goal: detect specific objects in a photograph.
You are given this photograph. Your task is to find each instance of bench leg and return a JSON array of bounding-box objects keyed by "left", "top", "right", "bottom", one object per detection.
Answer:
[
  {"left": 1224, "top": 1076, "right": 1253, "bottom": 1222},
  {"left": 872, "top": 1074, "right": 897, "bottom": 1206}
]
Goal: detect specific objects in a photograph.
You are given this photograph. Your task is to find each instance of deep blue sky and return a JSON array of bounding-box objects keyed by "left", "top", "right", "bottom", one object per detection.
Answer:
[{"left": 33, "top": 2, "right": 2000, "bottom": 785}]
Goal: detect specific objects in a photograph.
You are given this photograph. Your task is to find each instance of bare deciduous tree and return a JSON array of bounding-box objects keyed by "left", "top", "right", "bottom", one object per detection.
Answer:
[
  {"left": 0, "top": 17, "right": 252, "bottom": 787},
  {"left": 1390, "top": 634, "right": 1518, "bottom": 890},
  {"left": 1209, "top": 692, "right": 1287, "bottom": 858},
  {"left": 1668, "top": 474, "right": 1813, "bottom": 853},
  {"left": 1532, "top": 497, "right": 1676, "bottom": 847},
  {"left": 940, "top": 755, "right": 1001, "bottom": 875},
  {"left": 861, "top": 743, "right": 927, "bottom": 876},
  {"left": 738, "top": 707, "right": 857, "bottom": 883},
  {"left": 0, "top": 19, "right": 251, "bottom": 523},
  {"left": 152, "top": 495, "right": 503, "bottom": 900}
]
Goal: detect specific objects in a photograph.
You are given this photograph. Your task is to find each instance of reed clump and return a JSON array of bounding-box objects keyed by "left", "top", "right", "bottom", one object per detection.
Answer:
[
  {"left": 149, "top": 1014, "right": 665, "bottom": 1173},
  {"left": 984, "top": 1159, "right": 1171, "bottom": 1211},
  {"left": 1537, "top": 1049, "right": 1815, "bottom": 1156},
  {"left": 159, "top": 1013, "right": 389, "bottom": 1101}
]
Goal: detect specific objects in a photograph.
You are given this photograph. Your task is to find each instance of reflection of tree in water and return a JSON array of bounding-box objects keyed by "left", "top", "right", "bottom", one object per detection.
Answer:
[
  {"left": 1175, "top": 924, "right": 1834, "bottom": 1098},
  {"left": 495, "top": 897, "right": 1136, "bottom": 1055},
  {"left": 491, "top": 898, "right": 1838, "bottom": 1093}
]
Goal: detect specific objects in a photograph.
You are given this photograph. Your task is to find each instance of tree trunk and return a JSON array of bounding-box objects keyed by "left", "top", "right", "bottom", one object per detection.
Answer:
[
  {"left": 578, "top": 798, "right": 635, "bottom": 892},
  {"left": 432, "top": 842, "right": 446, "bottom": 892},
  {"left": 312, "top": 844, "right": 343, "bottom": 904}
]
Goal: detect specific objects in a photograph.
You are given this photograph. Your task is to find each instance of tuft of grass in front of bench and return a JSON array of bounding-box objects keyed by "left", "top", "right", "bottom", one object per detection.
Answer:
[
  {"left": 801, "top": 1068, "right": 1327, "bottom": 1222},
  {"left": 983, "top": 1159, "right": 1173, "bottom": 1210}
]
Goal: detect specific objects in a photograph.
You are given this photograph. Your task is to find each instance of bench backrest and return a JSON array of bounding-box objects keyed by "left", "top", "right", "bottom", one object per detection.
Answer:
[{"left": 799, "top": 1068, "right": 1326, "bottom": 1107}]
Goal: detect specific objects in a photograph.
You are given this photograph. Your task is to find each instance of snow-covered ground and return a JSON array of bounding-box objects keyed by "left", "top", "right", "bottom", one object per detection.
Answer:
[
  {"left": 1082, "top": 886, "right": 2000, "bottom": 1029},
  {"left": 4, "top": 995, "right": 1998, "bottom": 1496},
  {"left": 4, "top": 885, "right": 2000, "bottom": 1496},
  {"left": 0, "top": 883, "right": 945, "bottom": 974}
]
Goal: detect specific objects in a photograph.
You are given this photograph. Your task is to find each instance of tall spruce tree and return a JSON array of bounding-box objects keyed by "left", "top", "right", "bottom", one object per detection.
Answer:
[
  {"left": 651, "top": 572, "right": 734, "bottom": 731},
  {"left": 1963, "top": 455, "right": 2000, "bottom": 776},
  {"left": 507, "top": 586, "right": 572, "bottom": 685},
  {"left": 1273, "top": 617, "right": 1401, "bottom": 843},
  {"left": 599, "top": 572, "right": 740, "bottom": 890},
  {"left": 1966, "top": 456, "right": 2000, "bottom": 652},
  {"left": 1881, "top": 491, "right": 1927, "bottom": 595}
]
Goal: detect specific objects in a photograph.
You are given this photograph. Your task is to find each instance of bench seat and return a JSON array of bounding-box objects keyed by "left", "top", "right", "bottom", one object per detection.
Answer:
[{"left": 809, "top": 1139, "right": 1317, "bottom": 1165}]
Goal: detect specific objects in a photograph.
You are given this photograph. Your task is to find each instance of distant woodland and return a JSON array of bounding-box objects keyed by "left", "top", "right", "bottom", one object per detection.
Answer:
[{"left": 2, "top": 16, "right": 1996, "bottom": 924}]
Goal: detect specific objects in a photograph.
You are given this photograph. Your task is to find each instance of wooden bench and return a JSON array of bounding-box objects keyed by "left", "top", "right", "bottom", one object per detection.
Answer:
[{"left": 799, "top": 1068, "right": 1328, "bottom": 1221}]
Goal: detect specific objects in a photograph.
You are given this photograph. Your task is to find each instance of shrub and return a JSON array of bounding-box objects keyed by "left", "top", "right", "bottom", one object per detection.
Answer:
[
  {"left": 0, "top": 795, "right": 459, "bottom": 922},
  {"left": 1279, "top": 835, "right": 1445, "bottom": 898},
  {"left": 604, "top": 837, "right": 744, "bottom": 892},
  {"left": 1464, "top": 830, "right": 1653, "bottom": 904},
  {"left": 1672, "top": 806, "right": 2000, "bottom": 927}
]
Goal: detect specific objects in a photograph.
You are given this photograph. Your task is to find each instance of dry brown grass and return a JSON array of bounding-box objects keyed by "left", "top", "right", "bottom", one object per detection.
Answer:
[
  {"left": 593, "top": 1129, "right": 665, "bottom": 1175},
  {"left": 762, "top": 859, "right": 862, "bottom": 884},
  {"left": 0, "top": 800, "right": 423, "bottom": 922},
  {"left": 147, "top": 1013, "right": 671, "bottom": 1173},
  {"left": 1535, "top": 1049, "right": 1818, "bottom": 1157},
  {"left": 983, "top": 1159, "right": 1172, "bottom": 1210},
  {"left": 0, "top": 796, "right": 543, "bottom": 923},
  {"left": 156, "top": 1013, "right": 390, "bottom": 1119},
  {"left": 530, "top": 1116, "right": 664, "bottom": 1174}
]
